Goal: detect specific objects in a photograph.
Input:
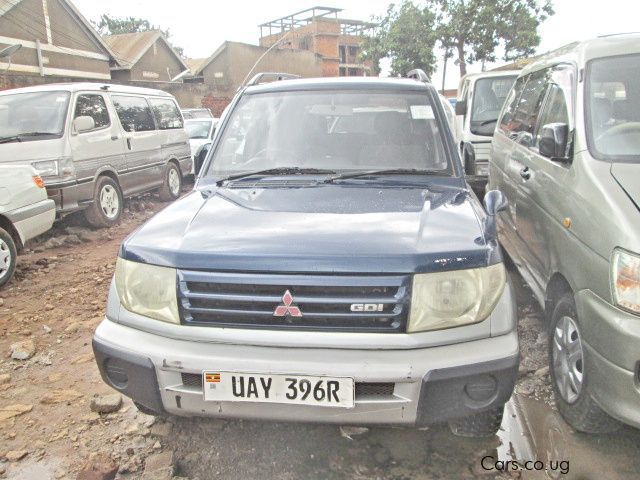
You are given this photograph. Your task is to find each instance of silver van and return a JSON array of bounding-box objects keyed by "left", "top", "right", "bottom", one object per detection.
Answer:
[
  {"left": 489, "top": 34, "right": 640, "bottom": 433},
  {"left": 0, "top": 83, "right": 191, "bottom": 227}
]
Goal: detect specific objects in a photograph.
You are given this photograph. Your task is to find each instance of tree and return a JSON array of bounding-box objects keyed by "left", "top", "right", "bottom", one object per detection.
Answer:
[
  {"left": 94, "top": 14, "right": 184, "bottom": 57},
  {"left": 427, "top": 0, "right": 554, "bottom": 76},
  {"left": 361, "top": 2, "right": 439, "bottom": 77}
]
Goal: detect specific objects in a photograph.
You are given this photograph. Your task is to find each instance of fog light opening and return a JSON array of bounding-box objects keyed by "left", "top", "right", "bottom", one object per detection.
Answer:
[{"left": 464, "top": 374, "right": 498, "bottom": 402}]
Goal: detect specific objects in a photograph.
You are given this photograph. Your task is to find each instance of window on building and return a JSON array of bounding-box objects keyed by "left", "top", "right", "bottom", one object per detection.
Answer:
[
  {"left": 74, "top": 94, "right": 110, "bottom": 130},
  {"left": 149, "top": 98, "right": 184, "bottom": 130},
  {"left": 339, "top": 67, "right": 346, "bottom": 77},
  {"left": 339, "top": 46, "right": 347, "bottom": 64},
  {"left": 111, "top": 95, "right": 156, "bottom": 132}
]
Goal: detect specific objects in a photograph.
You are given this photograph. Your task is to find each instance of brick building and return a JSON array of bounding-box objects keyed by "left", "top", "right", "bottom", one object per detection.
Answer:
[{"left": 258, "top": 6, "right": 376, "bottom": 77}]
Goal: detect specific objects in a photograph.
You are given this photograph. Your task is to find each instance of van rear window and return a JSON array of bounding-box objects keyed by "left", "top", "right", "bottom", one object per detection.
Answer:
[{"left": 149, "top": 98, "right": 184, "bottom": 130}]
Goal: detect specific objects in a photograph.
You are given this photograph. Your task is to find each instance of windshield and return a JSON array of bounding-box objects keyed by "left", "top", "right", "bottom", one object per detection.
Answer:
[
  {"left": 0, "top": 91, "right": 70, "bottom": 141},
  {"left": 470, "top": 76, "right": 517, "bottom": 136},
  {"left": 586, "top": 53, "right": 640, "bottom": 163},
  {"left": 205, "top": 90, "right": 452, "bottom": 179},
  {"left": 185, "top": 119, "right": 212, "bottom": 139}
]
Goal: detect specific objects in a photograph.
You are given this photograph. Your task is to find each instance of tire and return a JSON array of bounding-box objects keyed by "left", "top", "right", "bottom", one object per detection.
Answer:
[
  {"left": 0, "top": 227, "right": 17, "bottom": 288},
  {"left": 84, "top": 176, "right": 123, "bottom": 228},
  {"left": 448, "top": 407, "right": 504, "bottom": 437},
  {"left": 548, "top": 293, "right": 620, "bottom": 433},
  {"left": 158, "top": 163, "right": 182, "bottom": 201}
]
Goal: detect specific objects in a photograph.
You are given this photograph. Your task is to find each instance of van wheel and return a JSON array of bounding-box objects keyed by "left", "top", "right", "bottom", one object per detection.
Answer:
[
  {"left": 133, "top": 401, "right": 164, "bottom": 417},
  {"left": 549, "top": 293, "right": 620, "bottom": 433},
  {"left": 84, "top": 176, "right": 123, "bottom": 228},
  {"left": 159, "top": 163, "right": 182, "bottom": 201},
  {"left": 448, "top": 407, "right": 503, "bottom": 437},
  {"left": 0, "top": 228, "right": 17, "bottom": 288}
]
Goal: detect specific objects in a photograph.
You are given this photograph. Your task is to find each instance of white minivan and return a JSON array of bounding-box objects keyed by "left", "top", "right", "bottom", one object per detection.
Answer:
[
  {"left": 0, "top": 83, "right": 191, "bottom": 227},
  {"left": 454, "top": 71, "right": 520, "bottom": 188}
]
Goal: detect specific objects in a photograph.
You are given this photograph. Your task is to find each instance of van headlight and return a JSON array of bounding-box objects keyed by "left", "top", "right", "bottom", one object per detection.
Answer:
[
  {"left": 408, "top": 264, "right": 506, "bottom": 332},
  {"left": 32, "top": 157, "right": 75, "bottom": 181},
  {"left": 114, "top": 257, "right": 180, "bottom": 324},
  {"left": 612, "top": 249, "right": 640, "bottom": 315}
]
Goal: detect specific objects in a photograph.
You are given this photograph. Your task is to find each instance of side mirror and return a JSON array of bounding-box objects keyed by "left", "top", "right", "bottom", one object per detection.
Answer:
[
  {"left": 455, "top": 99, "right": 467, "bottom": 116},
  {"left": 73, "top": 115, "right": 95, "bottom": 133},
  {"left": 483, "top": 190, "right": 508, "bottom": 242},
  {"left": 539, "top": 123, "right": 569, "bottom": 160},
  {"left": 462, "top": 142, "right": 476, "bottom": 175}
]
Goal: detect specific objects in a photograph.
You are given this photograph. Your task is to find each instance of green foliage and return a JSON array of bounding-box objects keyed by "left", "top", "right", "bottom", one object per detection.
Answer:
[
  {"left": 364, "top": 0, "right": 553, "bottom": 77},
  {"left": 361, "top": 2, "right": 438, "bottom": 77},
  {"left": 427, "top": 0, "right": 554, "bottom": 75}
]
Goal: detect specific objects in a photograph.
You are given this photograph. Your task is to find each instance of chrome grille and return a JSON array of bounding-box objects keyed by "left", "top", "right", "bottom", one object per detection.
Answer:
[{"left": 177, "top": 271, "right": 410, "bottom": 332}]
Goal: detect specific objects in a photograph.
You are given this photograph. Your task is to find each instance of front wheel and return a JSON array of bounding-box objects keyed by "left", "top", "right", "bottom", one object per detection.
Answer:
[
  {"left": 0, "top": 227, "right": 17, "bottom": 288},
  {"left": 84, "top": 176, "right": 123, "bottom": 228},
  {"left": 549, "top": 293, "right": 620, "bottom": 433},
  {"left": 158, "top": 163, "right": 182, "bottom": 201}
]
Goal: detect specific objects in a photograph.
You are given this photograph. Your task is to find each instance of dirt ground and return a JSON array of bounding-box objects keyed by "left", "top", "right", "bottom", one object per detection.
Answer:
[{"left": 1, "top": 190, "right": 640, "bottom": 480}]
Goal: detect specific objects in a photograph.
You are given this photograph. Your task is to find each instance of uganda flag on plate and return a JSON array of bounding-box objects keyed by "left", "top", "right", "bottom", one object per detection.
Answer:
[{"left": 205, "top": 373, "right": 221, "bottom": 383}]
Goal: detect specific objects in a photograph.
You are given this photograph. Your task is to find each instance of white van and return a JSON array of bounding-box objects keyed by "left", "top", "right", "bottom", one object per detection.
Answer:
[
  {"left": 454, "top": 71, "right": 520, "bottom": 187},
  {"left": 0, "top": 83, "right": 191, "bottom": 227}
]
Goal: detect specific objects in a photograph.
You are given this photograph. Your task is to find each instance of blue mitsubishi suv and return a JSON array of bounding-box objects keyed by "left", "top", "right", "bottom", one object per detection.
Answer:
[{"left": 93, "top": 73, "right": 518, "bottom": 437}]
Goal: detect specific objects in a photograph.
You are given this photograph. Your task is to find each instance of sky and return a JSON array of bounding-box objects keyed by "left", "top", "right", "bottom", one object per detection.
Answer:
[{"left": 74, "top": 0, "right": 640, "bottom": 89}]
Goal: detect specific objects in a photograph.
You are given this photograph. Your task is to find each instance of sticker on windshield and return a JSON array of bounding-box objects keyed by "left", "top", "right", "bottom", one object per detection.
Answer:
[
  {"left": 56, "top": 96, "right": 67, "bottom": 102},
  {"left": 410, "top": 105, "right": 434, "bottom": 120}
]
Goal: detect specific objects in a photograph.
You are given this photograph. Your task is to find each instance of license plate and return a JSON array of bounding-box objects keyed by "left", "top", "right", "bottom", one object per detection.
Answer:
[{"left": 203, "top": 371, "right": 354, "bottom": 408}]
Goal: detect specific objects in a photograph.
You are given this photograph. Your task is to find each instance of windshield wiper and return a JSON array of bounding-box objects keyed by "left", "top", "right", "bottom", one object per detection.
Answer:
[
  {"left": 0, "top": 132, "right": 57, "bottom": 144},
  {"left": 216, "top": 167, "right": 337, "bottom": 186},
  {"left": 323, "top": 168, "right": 444, "bottom": 183}
]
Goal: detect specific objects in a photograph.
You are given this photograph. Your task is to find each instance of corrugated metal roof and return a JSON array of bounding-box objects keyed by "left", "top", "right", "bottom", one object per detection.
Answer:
[
  {"left": 103, "top": 31, "right": 160, "bottom": 68},
  {"left": 184, "top": 57, "right": 207, "bottom": 74},
  {"left": 0, "top": 0, "right": 22, "bottom": 17}
]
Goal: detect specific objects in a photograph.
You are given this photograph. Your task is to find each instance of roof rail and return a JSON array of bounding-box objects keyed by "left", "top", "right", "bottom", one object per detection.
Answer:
[
  {"left": 406, "top": 69, "right": 430, "bottom": 83},
  {"left": 245, "top": 72, "right": 301, "bottom": 87}
]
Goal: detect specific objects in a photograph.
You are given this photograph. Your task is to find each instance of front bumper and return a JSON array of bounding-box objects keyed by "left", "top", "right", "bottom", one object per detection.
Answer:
[
  {"left": 576, "top": 289, "right": 640, "bottom": 428},
  {"left": 93, "top": 319, "right": 518, "bottom": 425},
  {"left": 46, "top": 181, "right": 94, "bottom": 214}
]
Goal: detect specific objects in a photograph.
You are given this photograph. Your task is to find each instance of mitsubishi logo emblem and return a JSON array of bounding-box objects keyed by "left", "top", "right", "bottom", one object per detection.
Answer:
[{"left": 273, "top": 290, "right": 302, "bottom": 317}]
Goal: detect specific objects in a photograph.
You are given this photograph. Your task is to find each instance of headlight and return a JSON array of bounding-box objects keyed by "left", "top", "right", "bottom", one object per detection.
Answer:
[
  {"left": 408, "top": 264, "right": 506, "bottom": 332},
  {"left": 114, "top": 257, "right": 180, "bottom": 324},
  {"left": 31, "top": 157, "right": 75, "bottom": 181},
  {"left": 32, "top": 160, "right": 58, "bottom": 177},
  {"left": 612, "top": 249, "right": 640, "bottom": 314}
]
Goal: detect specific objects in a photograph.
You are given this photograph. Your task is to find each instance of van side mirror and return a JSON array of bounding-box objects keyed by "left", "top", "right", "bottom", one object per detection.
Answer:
[
  {"left": 462, "top": 142, "right": 476, "bottom": 175},
  {"left": 483, "top": 190, "right": 508, "bottom": 242},
  {"left": 455, "top": 99, "right": 467, "bottom": 116},
  {"left": 539, "top": 123, "right": 569, "bottom": 161},
  {"left": 73, "top": 115, "right": 95, "bottom": 133}
]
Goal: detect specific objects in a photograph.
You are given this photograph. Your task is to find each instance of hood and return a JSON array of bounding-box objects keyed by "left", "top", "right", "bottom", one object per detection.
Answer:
[
  {"left": 122, "top": 184, "right": 495, "bottom": 273},
  {"left": 611, "top": 163, "right": 640, "bottom": 210},
  {"left": 0, "top": 138, "right": 66, "bottom": 165}
]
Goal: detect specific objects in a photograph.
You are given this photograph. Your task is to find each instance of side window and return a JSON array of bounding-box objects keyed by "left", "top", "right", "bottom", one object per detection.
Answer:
[
  {"left": 510, "top": 70, "right": 550, "bottom": 143},
  {"left": 149, "top": 98, "right": 184, "bottom": 130},
  {"left": 499, "top": 76, "right": 526, "bottom": 135},
  {"left": 74, "top": 94, "right": 110, "bottom": 130},
  {"left": 111, "top": 95, "right": 156, "bottom": 132}
]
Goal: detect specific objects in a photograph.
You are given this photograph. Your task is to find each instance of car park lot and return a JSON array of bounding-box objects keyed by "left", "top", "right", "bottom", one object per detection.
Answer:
[{"left": 0, "top": 190, "right": 639, "bottom": 479}]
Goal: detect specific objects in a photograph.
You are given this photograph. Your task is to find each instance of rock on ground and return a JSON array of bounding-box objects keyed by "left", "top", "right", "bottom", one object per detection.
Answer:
[
  {"left": 76, "top": 452, "right": 118, "bottom": 480},
  {"left": 10, "top": 339, "right": 36, "bottom": 360},
  {"left": 40, "top": 389, "right": 83, "bottom": 404},
  {"left": 5, "top": 450, "right": 28, "bottom": 462},
  {"left": 90, "top": 393, "right": 122, "bottom": 414},
  {"left": 142, "top": 450, "right": 176, "bottom": 479},
  {"left": 0, "top": 403, "right": 33, "bottom": 421}
]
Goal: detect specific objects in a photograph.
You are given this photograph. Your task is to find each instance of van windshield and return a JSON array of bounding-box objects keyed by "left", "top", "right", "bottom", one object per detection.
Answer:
[
  {"left": 586, "top": 53, "right": 640, "bottom": 163},
  {"left": 205, "top": 90, "right": 452, "bottom": 179},
  {"left": 185, "top": 119, "right": 213, "bottom": 139},
  {"left": 470, "top": 76, "right": 517, "bottom": 136},
  {"left": 0, "top": 91, "right": 70, "bottom": 143}
]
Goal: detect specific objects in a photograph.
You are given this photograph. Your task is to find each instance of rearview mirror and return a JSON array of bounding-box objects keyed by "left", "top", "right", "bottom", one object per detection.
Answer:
[
  {"left": 455, "top": 99, "right": 467, "bottom": 116},
  {"left": 73, "top": 115, "right": 95, "bottom": 133},
  {"left": 462, "top": 142, "right": 476, "bottom": 175},
  {"left": 483, "top": 190, "right": 508, "bottom": 242},
  {"left": 539, "top": 123, "right": 569, "bottom": 161}
]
